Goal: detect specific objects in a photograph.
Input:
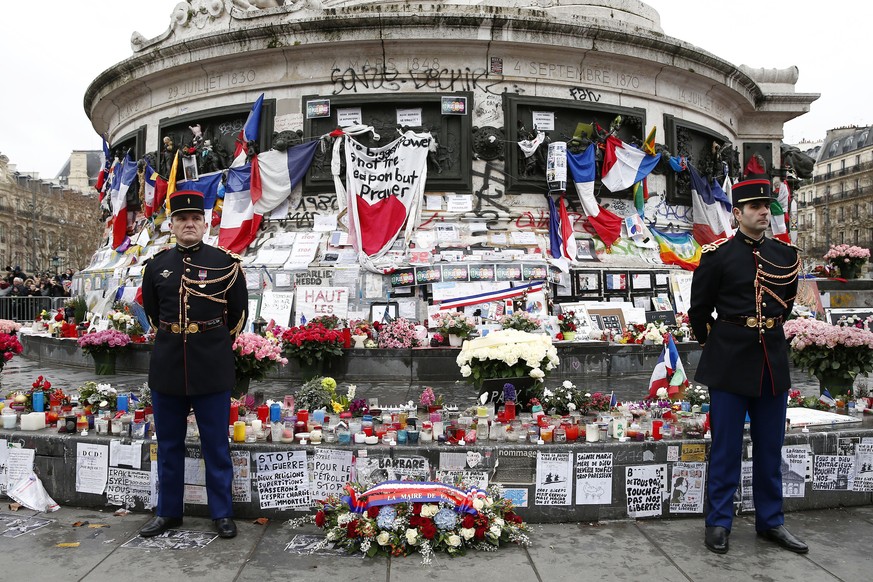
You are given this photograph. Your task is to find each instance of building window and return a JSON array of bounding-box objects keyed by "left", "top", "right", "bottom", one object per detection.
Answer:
[
  {"left": 854, "top": 229, "right": 859, "bottom": 244},
  {"left": 854, "top": 203, "right": 859, "bottom": 218},
  {"left": 839, "top": 207, "right": 844, "bottom": 220},
  {"left": 840, "top": 231, "right": 845, "bottom": 244},
  {"left": 841, "top": 159, "right": 846, "bottom": 170},
  {"left": 856, "top": 154, "right": 861, "bottom": 167}
]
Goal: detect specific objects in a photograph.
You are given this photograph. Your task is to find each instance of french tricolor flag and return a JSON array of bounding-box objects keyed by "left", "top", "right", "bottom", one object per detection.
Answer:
[
  {"left": 601, "top": 135, "right": 660, "bottom": 192},
  {"left": 110, "top": 154, "right": 138, "bottom": 250},
  {"left": 567, "top": 145, "right": 623, "bottom": 248},
  {"left": 232, "top": 93, "right": 265, "bottom": 166},
  {"left": 251, "top": 140, "right": 318, "bottom": 214},
  {"left": 547, "top": 194, "right": 576, "bottom": 268},
  {"left": 689, "top": 164, "right": 733, "bottom": 245},
  {"left": 219, "top": 163, "right": 260, "bottom": 254},
  {"left": 648, "top": 334, "right": 689, "bottom": 398}
]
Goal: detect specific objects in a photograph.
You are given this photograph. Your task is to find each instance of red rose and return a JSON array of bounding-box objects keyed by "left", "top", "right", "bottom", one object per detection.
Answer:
[
  {"left": 314, "top": 510, "right": 325, "bottom": 527},
  {"left": 474, "top": 526, "right": 486, "bottom": 540},
  {"left": 44, "top": 381, "right": 51, "bottom": 390},
  {"left": 412, "top": 502, "right": 422, "bottom": 516},
  {"left": 346, "top": 519, "right": 359, "bottom": 538},
  {"left": 505, "top": 512, "right": 523, "bottom": 524},
  {"left": 420, "top": 520, "right": 437, "bottom": 540},
  {"left": 462, "top": 515, "right": 475, "bottom": 529},
  {"left": 408, "top": 515, "right": 421, "bottom": 527},
  {"left": 556, "top": 332, "right": 564, "bottom": 340},
  {"left": 367, "top": 506, "right": 380, "bottom": 519}
]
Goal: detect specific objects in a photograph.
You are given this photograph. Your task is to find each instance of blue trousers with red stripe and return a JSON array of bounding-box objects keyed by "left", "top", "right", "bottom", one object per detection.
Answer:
[
  {"left": 151, "top": 389, "right": 233, "bottom": 520},
  {"left": 706, "top": 378, "right": 788, "bottom": 532}
]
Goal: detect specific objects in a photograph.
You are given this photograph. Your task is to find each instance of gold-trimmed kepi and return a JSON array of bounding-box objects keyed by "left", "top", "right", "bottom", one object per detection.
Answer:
[
  {"left": 732, "top": 179, "right": 772, "bottom": 206},
  {"left": 168, "top": 189, "right": 205, "bottom": 217}
]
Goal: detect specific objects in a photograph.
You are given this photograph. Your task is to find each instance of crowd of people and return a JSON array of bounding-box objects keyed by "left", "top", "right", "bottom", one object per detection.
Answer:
[{"left": 0, "top": 265, "right": 75, "bottom": 298}]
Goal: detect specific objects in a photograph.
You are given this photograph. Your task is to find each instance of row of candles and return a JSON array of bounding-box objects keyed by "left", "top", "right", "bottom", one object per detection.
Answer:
[{"left": 224, "top": 400, "right": 711, "bottom": 446}]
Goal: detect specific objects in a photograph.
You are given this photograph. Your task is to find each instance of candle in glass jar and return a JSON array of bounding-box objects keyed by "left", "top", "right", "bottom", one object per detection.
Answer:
[
  {"left": 251, "top": 419, "right": 263, "bottom": 433},
  {"left": 233, "top": 421, "right": 246, "bottom": 442},
  {"left": 564, "top": 424, "right": 579, "bottom": 442},
  {"left": 585, "top": 423, "right": 599, "bottom": 442},
  {"left": 652, "top": 420, "right": 663, "bottom": 441},
  {"left": 229, "top": 402, "right": 239, "bottom": 425}
]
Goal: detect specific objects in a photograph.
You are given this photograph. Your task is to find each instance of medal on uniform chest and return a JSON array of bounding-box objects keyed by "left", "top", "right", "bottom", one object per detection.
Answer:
[
  {"left": 160, "top": 269, "right": 173, "bottom": 278},
  {"left": 198, "top": 269, "right": 207, "bottom": 288}
]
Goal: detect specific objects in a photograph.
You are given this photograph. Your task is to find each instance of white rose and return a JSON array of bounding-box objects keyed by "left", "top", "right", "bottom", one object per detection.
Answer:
[
  {"left": 420, "top": 504, "right": 439, "bottom": 517},
  {"left": 568, "top": 402, "right": 577, "bottom": 412},
  {"left": 472, "top": 497, "right": 485, "bottom": 511},
  {"left": 447, "top": 534, "right": 462, "bottom": 547},
  {"left": 460, "top": 365, "right": 472, "bottom": 377},
  {"left": 460, "top": 527, "right": 475, "bottom": 540},
  {"left": 484, "top": 497, "right": 494, "bottom": 508},
  {"left": 493, "top": 517, "right": 504, "bottom": 526},
  {"left": 489, "top": 524, "right": 502, "bottom": 537},
  {"left": 376, "top": 531, "right": 391, "bottom": 546},
  {"left": 656, "top": 387, "right": 668, "bottom": 399},
  {"left": 529, "top": 367, "right": 545, "bottom": 379},
  {"left": 327, "top": 529, "right": 340, "bottom": 541},
  {"left": 405, "top": 528, "right": 419, "bottom": 544},
  {"left": 562, "top": 380, "right": 573, "bottom": 389}
]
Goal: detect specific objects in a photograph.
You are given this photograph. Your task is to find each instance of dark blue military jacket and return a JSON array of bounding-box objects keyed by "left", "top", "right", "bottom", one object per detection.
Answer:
[
  {"left": 689, "top": 231, "right": 799, "bottom": 397},
  {"left": 142, "top": 242, "right": 248, "bottom": 396}
]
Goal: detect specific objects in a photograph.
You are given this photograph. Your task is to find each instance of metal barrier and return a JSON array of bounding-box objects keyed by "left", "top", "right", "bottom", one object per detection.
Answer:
[{"left": 0, "top": 296, "right": 68, "bottom": 323}]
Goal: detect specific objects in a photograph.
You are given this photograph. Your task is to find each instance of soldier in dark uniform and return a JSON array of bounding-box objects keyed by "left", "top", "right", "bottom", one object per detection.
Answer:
[
  {"left": 139, "top": 190, "right": 247, "bottom": 539},
  {"left": 690, "top": 178, "right": 807, "bottom": 555}
]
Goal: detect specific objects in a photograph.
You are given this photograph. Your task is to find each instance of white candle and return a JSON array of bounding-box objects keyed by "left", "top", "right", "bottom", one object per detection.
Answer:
[
  {"left": 585, "top": 423, "right": 599, "bottom": 442},
  {"left": 251, "top": 419, "right": 262, "bottom": 433}
]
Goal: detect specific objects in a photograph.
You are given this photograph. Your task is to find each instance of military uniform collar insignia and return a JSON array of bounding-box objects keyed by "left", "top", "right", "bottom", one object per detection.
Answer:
[
  {"left": 737, "top": 230, "right": 765, "bottom": 248},
  {"left": 176, "top": 242, "right": 203, "bottom": 253}
]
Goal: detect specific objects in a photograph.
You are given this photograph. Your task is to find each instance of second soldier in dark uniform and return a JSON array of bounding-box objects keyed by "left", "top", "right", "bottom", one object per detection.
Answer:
[
  {"left": 139, "top": 190, "right": 247, "bottom": 539},
  {"left": 690, "top": 178, "right": 807, "bottom": 555}
]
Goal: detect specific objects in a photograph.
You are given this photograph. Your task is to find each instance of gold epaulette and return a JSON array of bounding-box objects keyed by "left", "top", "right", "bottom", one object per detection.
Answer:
[
  {"left": 218, "top": 246, "right": 244, "bottom": 261},
  {"left": 701, "top": 238, "right": 729, "bottom": 253},
  {"left": 772, "top": 238, "right": 802, "bottom": 252}
]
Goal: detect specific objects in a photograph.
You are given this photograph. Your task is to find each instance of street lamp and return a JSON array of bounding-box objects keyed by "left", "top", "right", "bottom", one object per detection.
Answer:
[{"left": 51, "top": 256, "right": 60, "bottom": 274}]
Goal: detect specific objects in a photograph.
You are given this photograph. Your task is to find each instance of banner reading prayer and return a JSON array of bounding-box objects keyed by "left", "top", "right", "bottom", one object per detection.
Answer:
[{"left": 337, "top": 130, "right": 430, "bottom": 272}]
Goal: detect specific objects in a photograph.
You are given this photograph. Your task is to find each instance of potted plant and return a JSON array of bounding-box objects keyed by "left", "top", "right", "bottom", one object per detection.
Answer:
[
  {"left": 77, "top": 380, "right": 119, "bottom": 411},
  {"left": 783, "top": 317, "right": 873, "bottom": 396},
  {"left": 294, "top": 376, "right": 338, "bottom": 412},
  {"left": 434, "top": 311, "right": 476, "bottom": 347},
  {"left": 279, "top": 323, "right": 345, "bottom": 380},
  {"left": 499, "top": 311, "right": 542, "bottom": 333},
  {"left": 64, "top": 295, "right": 88, "bottom": 324},
  {"left": 349, "top": 319, "right": 374, "bottom": 349},
  {"left": 419, "top": 386, "right": 445, "bottom": 412},
  {"left": 823, "top": 244, "right": 870, "bottom": 279},
  {"left": 231, "top": 332, "right": 288, "bottom": 397},
  {"left": 556, "top": 311, "right": 579, "bottom": 341},
  {"left": 376, "top": 319, "right": 422, "bottom": 349},
  {"left": 456, "top": 328, "right": 560, "bottom": 406},
  {"left": 77, "top": 329, "right": 131, "bottom": 374}
]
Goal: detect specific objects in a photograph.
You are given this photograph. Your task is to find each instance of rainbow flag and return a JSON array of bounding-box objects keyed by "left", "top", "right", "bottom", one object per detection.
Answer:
[{"left": 649, "top": 226, "right": 701, "bottom": 271}]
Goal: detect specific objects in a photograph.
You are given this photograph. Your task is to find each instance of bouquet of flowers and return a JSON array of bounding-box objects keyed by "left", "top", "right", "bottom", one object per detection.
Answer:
[
  {"left": 331, "top": 383, "right": 358, "bottom": 414},
  {"left": 787, "top": 388, "right": 830, "bottom": 411},
  {"left": 419, "top": 386, "right": 444, "bottom": 409},
  {"left": 295, "top": 376, "right": 337, "bottom": 411},
  {"left": 0, "top": 319, "right": 22, "bottom": 334},
  {"left": 684, "top": 384, "right": 709, "bottom": 408},
  {"left": 349, "top": 319, "right": 375, "bottom": 339},
  {"left": 823, "top": 244, "right": 870, "bottom": 278},
  {"left": 314, "top": 485, "right": 529, "bottom": 563},
  {"left": 377, "top": 319, "right": 422, "bottom": 349},
  {"left": 434, "top": 311, "right": 476, "bottom": 338},
  {"left": 279, "top": 323, "right": 345, "bottom": 366},
  {"left": 0, "top": 329, "right": 23, "bottom": 371},
  {"left": 309, "top": 314, "right": 346, "bottom": 330},
  {"left": 456, "top": 329, "right": 559, "bottom": 389},
  {"left": 232, "top": 332, "right": 288, "bottom": 382},
  {"left": 6, "top": 376, "right": 67, "bottom": 412},
  {"left": 619, "top": 323, "right": 647, "bottom": 344},
  {"left": 783, "top": 317, "right": 873, "bottom": 384},
  {"left": 586, "top": 391, "right": 613, "bottom": 413},
  {"left": 499, "top": 311, "right": 542, "bottom": 333},
  {"left": 556, "top": 311, "right": 578, "bottom": 336},
  {"left": 108, "top": 303, "right": 146, "bottom": 337},
  {"left": 77, "top": 381, "right": 118, "bottom": 410},
  {"left": 77, "top": 329, "right": 131, "bottom": 355},
  {"left": 542, "top": 380, "right": 582, "bottom": 415}
]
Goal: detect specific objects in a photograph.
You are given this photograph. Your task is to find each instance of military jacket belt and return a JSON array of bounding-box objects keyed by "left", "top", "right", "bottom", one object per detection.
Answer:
[
  {"left": 689, "top": 231, "right": 800, "bottom": 397},
  {"left": 142, "top": 242, "right": 248, "bottom": 396}
]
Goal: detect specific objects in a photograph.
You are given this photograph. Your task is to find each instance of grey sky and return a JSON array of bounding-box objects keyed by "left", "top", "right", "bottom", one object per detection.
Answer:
[{"left": 0, "top": 1, "right": 868, "bottom": 178}]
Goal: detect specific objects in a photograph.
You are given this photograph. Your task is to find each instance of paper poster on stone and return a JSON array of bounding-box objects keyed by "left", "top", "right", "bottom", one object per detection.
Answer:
[
  {"left": 106, "top": 467, "right": 154, "bottom": 508},
  {"left": 311, "top": 448, "right": 353, "bottom": 503},
  {"left": 812, "top": 455, "right": 855, "bottom": 491},
  {"left": 259, "top": 290, "right": 295, "bottom": 328},
  {"left": 535, "top": 452, "right": 572, "bottom": 506},
  {"left": 838, "top": 437, "right": 860, "bottom": 456},
  {"left": 781, "top": 446, "right": 809, "bottom": 498},
  {"left": 121, "top": 529, "right": 217, "bottom": 550},
  {"left": 75, "top": 442, "right": 109, "bottom": 495},
  {"left": 669, "top": 462, "right": 706, "bottom": 514},
  {"left": 109, "top": 440, "right": 143, "bottom": 469},
  {"left": 501, "top": 487, "right": 529, "bottom": 508},
  {"left": 625, "top": 464, "right": 666, "bottom": 518},
  {"left": 436, "top": 451, "right": 489, "bottom": 488},
  {"left": 294, "top": 286, "right": 349, "bottom": 325},
  {"left": 738, "top": 460, "right": 754, "bottom": 512},
  {"left": 851, "top": 443, "right": 873, "bottom": 492},
  {"left": 255, "top": 450, "right": 310, "bottom": 509},
  {"left": 231, "top": 450, "right": 252, "bottom": 503},
  {"left": 575, "top": 452, "right": 612, "bottom": 505},
  {"left": 0, "top": 440, "right": 8, "bottom": 494},
  {"left": 377, "top": 456, "right": 430, "bottom": 481}
]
